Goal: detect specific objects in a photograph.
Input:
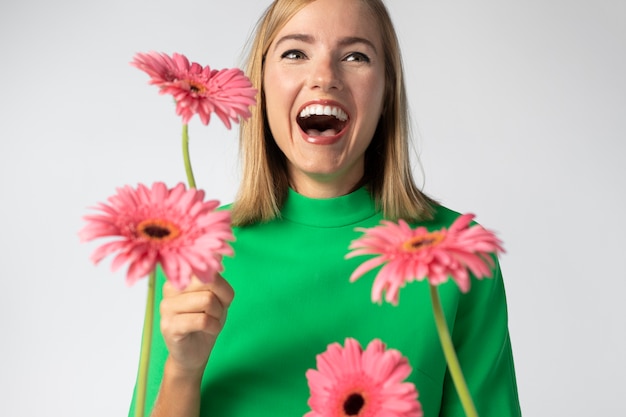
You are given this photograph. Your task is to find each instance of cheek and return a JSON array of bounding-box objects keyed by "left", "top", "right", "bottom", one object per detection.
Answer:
[
  {"left": 265, "top": 68, "right": 289, "bottom": 108},
  {"left": 264, "top": 68, "right": 302, "bottom": 141},
  {"left": 263, "top": 71, "right": 286, "bottom": 135},
  {"left": 358, "top": 76, "right": 385, "bottom": 130},
  {"left": 353, "top": 69, "right": 385, "bottom": 112},
  {"left": 371, "top": 76, "right": 386, "bottom": 115}
]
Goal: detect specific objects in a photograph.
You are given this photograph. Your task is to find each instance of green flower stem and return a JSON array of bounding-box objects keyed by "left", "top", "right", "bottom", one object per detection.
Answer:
[
  {"left": 182, "top": 124, "right": 196, "bottom": 189},
  {"left": 135, "top": 270, "right": 156, "bottom": 417},
  {"left": 429, "top": 284, "right": 478, "bottom": 417}
]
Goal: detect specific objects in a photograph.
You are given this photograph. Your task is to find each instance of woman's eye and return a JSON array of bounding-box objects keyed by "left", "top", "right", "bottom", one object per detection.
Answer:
[
  {"left": 281, "top": 50, "right": 306, "bottom": 60},
  {"left": 344, "top": 52, "right": 371, "bottom": 63}
]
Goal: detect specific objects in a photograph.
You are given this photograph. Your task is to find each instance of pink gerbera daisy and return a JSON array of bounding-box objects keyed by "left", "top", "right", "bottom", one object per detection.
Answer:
[
  {"left": 131, "top": 51, "right": 257, "bottom": 127},
  {"left": 346, "top": 214, "right": 504, "bottom": 305},
  {"left": 305, "top": 338, "right": 422, "bottom": 417},
  {"left": 79, "top": 182, "right": 233, "bottom": 289}
]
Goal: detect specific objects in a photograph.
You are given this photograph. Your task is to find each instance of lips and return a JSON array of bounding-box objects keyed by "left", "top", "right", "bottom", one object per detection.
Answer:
[{"left": 296, "top": 100, "right": 350, "bottom": 145}]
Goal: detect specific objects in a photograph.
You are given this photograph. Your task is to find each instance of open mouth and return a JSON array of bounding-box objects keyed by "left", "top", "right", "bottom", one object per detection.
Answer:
[{"left": 297, "top": 104, "right": 349, "bottom": 137}]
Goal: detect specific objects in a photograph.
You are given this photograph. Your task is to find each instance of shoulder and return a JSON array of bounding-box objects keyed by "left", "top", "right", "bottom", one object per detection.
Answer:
[{"left": 411, "top": 203, "right": 464, "bottom": 230}]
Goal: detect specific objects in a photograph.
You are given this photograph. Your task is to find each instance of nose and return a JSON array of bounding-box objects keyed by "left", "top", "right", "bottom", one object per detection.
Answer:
[{"left": 308, "top": 56, "right": 343, "bottom": 92}]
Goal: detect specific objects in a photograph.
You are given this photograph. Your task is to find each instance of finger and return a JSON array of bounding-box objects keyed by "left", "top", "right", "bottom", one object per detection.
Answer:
[
  {"left": 162, "top": 311, "right": 224, "bottom": 339},
  {"left": 161, "top": 290, "right": 225, "bottom": 319},
  {"left": 202, "top": 274, "right": 235, "bottom": 308},
  {"left": 163, "top": 275, "right": 234, "bottom": 308}
]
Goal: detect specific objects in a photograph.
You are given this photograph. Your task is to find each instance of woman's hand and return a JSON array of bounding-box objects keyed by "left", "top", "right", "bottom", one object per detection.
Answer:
[
  {"left": 151, "top": 276, "right": 233, "bottom": 417},
  {"left": 160, "top": 274, "right": 235, "bottom": 378}
]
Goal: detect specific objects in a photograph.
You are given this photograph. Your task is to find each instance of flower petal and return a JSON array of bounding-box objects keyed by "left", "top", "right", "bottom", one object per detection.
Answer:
[
  {"left": 346, "top": 214, "right": 504, "bottom": 304},
  {"left": 80, "top": 182, "right": 233, "bottom": 289},
  {"left": 305, "top": 338, "right": 422, "bottom": 417}
]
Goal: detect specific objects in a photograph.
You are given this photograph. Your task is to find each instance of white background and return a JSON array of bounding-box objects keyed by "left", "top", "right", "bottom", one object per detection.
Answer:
[{"left": 1, "top": 0, "right": 624, "bottom": 415}]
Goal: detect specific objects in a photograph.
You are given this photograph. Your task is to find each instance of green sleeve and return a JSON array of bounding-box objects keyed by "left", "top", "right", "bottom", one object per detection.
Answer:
[{"left": 439, "top": 258, "right": 522, "bottom": 416}]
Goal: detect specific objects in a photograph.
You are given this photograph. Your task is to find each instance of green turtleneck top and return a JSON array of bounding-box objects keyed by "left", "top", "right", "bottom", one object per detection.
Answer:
[{"left": 128, "top": 188, "right": 521, "bottom": 416}]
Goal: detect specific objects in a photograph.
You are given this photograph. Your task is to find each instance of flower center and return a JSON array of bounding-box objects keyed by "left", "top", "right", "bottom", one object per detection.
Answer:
[
  {"left": 137, "top": 219, "right": 180, "bottom": 242},
  {"left": 188, "top": 81, "right": 206, "bottom": 94},
  {"left": 343, "top": 393, "right": 365, "bottom": 416},
  {"left": 403, "top": 231, "right": 444, "bottom": 252}
]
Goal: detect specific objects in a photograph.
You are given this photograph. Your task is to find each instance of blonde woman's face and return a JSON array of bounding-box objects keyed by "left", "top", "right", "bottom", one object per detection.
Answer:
[{"left": 263, "top": 0, "right": 385, "bottom": 197}]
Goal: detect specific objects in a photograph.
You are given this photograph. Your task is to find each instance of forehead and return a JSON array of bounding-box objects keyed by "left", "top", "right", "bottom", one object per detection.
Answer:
[{"left": 273, "top": 0, "right": 382, "bottom": 49}]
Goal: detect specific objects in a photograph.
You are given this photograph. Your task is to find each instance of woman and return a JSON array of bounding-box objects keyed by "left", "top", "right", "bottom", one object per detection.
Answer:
[{"left": 129, "top": 0, "right": 521, "bottom": 416}]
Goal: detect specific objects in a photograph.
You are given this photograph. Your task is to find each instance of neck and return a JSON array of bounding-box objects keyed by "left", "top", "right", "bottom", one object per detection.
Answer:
[
  {"left": 289, "top": 176, "right": 366, "bottom": 199},
  {"left": 287, "top": 166, "right": 366, "bottom": 199}
]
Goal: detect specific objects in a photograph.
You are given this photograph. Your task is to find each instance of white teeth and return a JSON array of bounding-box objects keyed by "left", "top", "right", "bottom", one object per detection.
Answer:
[{"left": 299, "top": 104, "right": 348, "bottom": 121}]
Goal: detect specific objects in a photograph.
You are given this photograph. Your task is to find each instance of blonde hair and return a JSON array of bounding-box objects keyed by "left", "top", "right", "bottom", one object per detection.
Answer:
[{"left": 232, "top": 0, "right": 435, "bottom": 226}]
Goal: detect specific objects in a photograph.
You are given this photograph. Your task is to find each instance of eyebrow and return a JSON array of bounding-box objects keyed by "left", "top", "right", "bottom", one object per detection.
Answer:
[{"left": 272, "top": 33, "right": 378, "bottom": 54}]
